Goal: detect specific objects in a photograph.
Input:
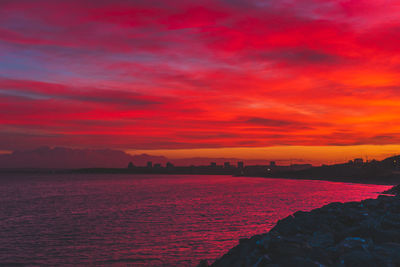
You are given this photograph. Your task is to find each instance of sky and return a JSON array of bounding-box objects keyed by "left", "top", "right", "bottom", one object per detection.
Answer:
[{"left": 1, "top": 0, "right": 400, "bottom": 164}]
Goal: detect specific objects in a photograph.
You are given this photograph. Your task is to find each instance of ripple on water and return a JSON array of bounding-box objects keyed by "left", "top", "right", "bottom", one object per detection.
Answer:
[{"left": 0, "top": 174, "right": 391, "bottom": 266}]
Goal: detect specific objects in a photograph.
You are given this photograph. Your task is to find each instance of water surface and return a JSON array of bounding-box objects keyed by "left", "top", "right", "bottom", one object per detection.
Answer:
[{"left": 0, "top": 174, "right": 390, "bottom": 266}]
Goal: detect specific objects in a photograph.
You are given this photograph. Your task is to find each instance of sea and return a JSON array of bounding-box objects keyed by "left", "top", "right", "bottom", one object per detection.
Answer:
[{"left": 0, "top": 174, "right": 391, "bottom": 266}]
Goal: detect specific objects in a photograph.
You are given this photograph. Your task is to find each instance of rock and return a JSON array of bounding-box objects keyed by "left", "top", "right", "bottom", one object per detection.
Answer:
[
  {"left": 253, "top": 254, "right": 272, "bottom": 267},
  {"left": 271, "top": 215, "right": 300, "bottom": 236},
  {"left": 267, "top": 236, "right": 312, "bottom": 261},
  {"left": 278, "top": 256, "right": 319, "bottom": 267},
  {"left": 338, "top": 250, "right": 380, "bottom": 267},
  {"left": 337, "top": 208, "right": 365, "bottom": 226},
  {"left": 239, "top": 238, "right": 250, "bottom": 244},
  {"left": 335, "top": 223, "right": 375, "bottom": 242},
  {"left": 337, "top": 237, "right": 372, "bottom": 254},
  {"left": 256, "top": 234, "right": 271, "bottom": 251},
  {"left": 361, "top": 198, "right": 379, "bottom": 209},
  {"left": 307, "top": 247, "right": 335, "bottom": 266},
  {"left": 309, "top": 231, "right": 334, "bottom": 248},
  {"left": 371, "top": 228, "right": 400, "bottom": 243},
  {"left": 211, "top": 195, "right": 400, "bottom": 267},
  {"left": 382, "top": 184, "right": 400, "bottom": 195},
  {"left": 197, "top": 259, "right": 209, "bottom": 267},
  {"left": 323, "top": 202, "right": 344, "bottom": 213},
  {"left": 377, "top": 194, "right": 393, "bottom": 203},
  {"left": 373, "top": 242, "right": 400, "bottom": 265}
]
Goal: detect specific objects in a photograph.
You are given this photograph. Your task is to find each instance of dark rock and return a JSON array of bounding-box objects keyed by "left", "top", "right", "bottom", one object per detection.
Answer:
[
  {"left": 309, "top": 231, "right": 334, "bottom": 248},
  {"left": 381, "top": 212, "right": 400, "bottom": 229},
  {"left": 377, "top": 194, "right": 393, "bottom": 203},
  {"left": 371, "top": 228, "right": 400, "bottom": 243},
  {"left": 253, "top": 254, "right": 272, "bottom": 267},
  {"left": 361, "top": 198, "right": 379, "bottom": 209},
  {"left": 197, "top": 259, "right": 209, "bottom": 267},
  {"left": 256, "top": 234, "right": 271, "bottom": 251},
  {"left": 278, "top": 256, "right": 319, "bottom": 267},
  {"left": 373, "top": 242, "right": 400, "bottom": 265},
  {"left": 268, "top": 236, "right": 312, "bottom": 262},
  {"left": 338, "top": 250, "right": 380, "bottom": 267},
  {"left": 308, "top": 247, "right": 335, "bottom": 266},
  {"left": 239, "top": 238, "right": 250, "bottom": 244},
  {"left": 271, "top": 215, "right": 300, "bottom": 236},
  {"left": 337, "top": 208, "right": 365, "bottom": 226},
  {"left": 337, "top": 237, "right": 372, "bottom": 254},
  {"left": 382, "top": 184, "right": 400, "bottom": 195},
  {"left": 293, "top": 210, "right": 308, "bottom": 218},
  {"left": 211, "top": 195, "right": 400, "bottom": 267},
  {"left": 335, "top": 223, "right": 375, "bottom": 242}
]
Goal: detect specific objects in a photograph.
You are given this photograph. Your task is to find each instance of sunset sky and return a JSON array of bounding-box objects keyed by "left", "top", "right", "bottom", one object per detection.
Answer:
[{"left": 1, "top": 0, "right": 400, "bottom": 164}]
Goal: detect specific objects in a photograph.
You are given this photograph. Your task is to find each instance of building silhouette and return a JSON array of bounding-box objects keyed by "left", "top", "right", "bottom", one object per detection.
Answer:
[{"left": 354, "top": 158, "right": 363, "bottom": 165}]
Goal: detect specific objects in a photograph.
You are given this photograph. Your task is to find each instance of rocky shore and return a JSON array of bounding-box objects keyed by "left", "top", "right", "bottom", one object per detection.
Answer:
[{"left": 199, "top": 185, "right": 400, "bottom": 267}]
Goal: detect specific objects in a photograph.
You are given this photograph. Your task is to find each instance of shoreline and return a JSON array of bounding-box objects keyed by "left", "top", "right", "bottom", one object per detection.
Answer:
[
  {"left": 1, "top": 168, "right": 397, "bottom": 186},
  {"left": 259, "top": 175, "right": 398, "bottom": 186},
  {"left": 202, "top": 186, "right": 400, "bottom": 267}
]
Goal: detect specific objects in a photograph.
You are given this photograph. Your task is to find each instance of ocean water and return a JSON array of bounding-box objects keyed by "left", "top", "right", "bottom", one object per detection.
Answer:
[{"left": 0, "top": 174, "right": 391, "bottom": 266}]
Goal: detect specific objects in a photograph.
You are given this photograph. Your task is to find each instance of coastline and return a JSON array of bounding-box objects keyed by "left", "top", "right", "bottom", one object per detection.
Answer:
[
  {"left": 259, "top": 175, "right": 398, "bottom": 186},
  {"left": 1, "top": 168, "right": 397, "bottom": 186},
  {"left": 201, "top": 186, "right": 400, "bottom": 267}
]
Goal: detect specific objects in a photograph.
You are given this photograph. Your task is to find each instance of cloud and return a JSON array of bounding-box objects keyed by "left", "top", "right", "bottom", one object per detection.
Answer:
[
  {"left": 243, "top": 117, "right": 296, "bottom": 127},
  {"left": 0, "top": 78, "right": 167, "bottom": 107},
  {"left": 1, "top": 0, "right": 400, "bottom": 153}
]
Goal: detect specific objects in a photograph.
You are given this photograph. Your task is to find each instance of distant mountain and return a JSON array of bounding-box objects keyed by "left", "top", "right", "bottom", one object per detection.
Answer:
[
  {"left": 0, "top": 147, "right": 168, "bottom": 169},
  {"left": 0, "top": 146, "right": 273, "bottom": 169}
]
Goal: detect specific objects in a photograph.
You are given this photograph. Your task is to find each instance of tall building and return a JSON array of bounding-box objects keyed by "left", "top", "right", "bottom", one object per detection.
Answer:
[
  {"left": 147, "top": 161, "right": 153, "bottom": 168},
  {"left": 237, "top": 161, "right": 244, "bottom": 169},
  {"left": 354, "top": 158, "right": 363, "bottom": 165}
]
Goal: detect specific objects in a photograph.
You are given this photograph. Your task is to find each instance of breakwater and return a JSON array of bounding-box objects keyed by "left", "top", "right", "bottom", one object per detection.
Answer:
[{"left": 201, "top": 185, "right": 400, "bottom": 267}]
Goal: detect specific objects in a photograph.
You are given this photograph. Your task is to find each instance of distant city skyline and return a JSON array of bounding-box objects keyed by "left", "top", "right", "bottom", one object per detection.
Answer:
[
  {"left": 128, "top": 145, "right": 400, "bottom": 165},
  {"left": 1, "top": 145, "right": 400, "bottom": 168}
]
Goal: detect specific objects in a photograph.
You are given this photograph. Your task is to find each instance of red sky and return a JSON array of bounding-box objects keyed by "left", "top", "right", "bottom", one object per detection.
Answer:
[{"left": 1, "top": 0, "right": 400, "bottom": 164}]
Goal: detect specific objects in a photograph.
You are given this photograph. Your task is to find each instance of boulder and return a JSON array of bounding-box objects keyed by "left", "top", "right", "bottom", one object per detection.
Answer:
[
  {"left": 197, "top": 259, "right": 209, "bottom": 267},
  {"left": 210, "top": 195, "right": 400, "bottom": 267},
  {"left": 338, "top": 250, "right": 381, "bottom": 267},
  {"left": 337, "top": 237, "right": 372, "bottom": 254},
  {"left": 309, "top": 231, "right": 334, "bottom": 248}
]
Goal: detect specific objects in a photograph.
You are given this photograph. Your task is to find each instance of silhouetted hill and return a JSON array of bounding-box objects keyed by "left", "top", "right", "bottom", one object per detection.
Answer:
[{"left": 0, "top": 147, "right": 168, "bottom": 169}]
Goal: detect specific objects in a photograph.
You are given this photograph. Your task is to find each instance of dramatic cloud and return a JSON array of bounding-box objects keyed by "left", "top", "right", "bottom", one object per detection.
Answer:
[{"left": 1, "top": 0, "right": 400, "bottom": 161}]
